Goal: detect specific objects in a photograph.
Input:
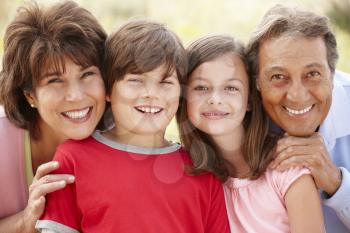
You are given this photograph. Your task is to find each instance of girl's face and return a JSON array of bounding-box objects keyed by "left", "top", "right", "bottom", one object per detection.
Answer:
[
  {"left": 25, "top": 57, "right": 106, "bottom": 141},
  {"left": 187, "top": 53, "right": 249, "bottom": 137},
  {"left": 107, "top": 63, "right": 180, "bottom": 138}
]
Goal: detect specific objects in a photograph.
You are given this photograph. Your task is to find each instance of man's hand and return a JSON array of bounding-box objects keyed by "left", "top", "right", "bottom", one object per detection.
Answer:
[{"left": 270, "top": 133, "right": 341, "bottom": 196}]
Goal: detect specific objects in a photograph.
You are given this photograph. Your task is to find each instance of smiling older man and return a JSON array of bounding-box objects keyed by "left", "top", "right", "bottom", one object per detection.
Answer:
[{"left": 246, "top": 4, "right": 350, "bottom": 233}]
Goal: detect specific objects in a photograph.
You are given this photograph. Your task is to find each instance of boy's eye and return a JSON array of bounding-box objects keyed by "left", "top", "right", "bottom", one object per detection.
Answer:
[
  {"left": 82, "top": 71, "right": 95, "bottom": 78},
  {"left": 194, "top": 86, "right": 208, "bottom": 91},
  {"left": 47, "top": 77, "right": 62, "bottom": 84}
]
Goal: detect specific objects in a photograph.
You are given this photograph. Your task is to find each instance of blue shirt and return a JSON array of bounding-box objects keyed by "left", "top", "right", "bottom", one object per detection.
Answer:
[{"left": 319, "top": 71, "right": 350, "bottom": 233}]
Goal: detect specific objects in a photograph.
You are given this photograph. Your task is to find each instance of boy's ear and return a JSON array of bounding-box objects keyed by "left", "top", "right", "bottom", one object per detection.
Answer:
[
  {"left": 23, "top": 90, "right": 36, "bottom": 108},
  {"left": 106, "top": 94, "right": 111, "bottom": 102}
]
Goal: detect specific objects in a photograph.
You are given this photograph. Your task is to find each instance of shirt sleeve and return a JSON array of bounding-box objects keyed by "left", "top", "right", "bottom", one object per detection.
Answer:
[
  {"left": 322, "top": 167, "right": 350, "bottom": 229},
  {"left": 272, "top": 167, "right": 311, "bottom": 198},
  {"left": 205, "top": 176, "right": 230, "bottom": 233},
  {"left": 35, "top": 148, "right": 81, "bottom": 233}
]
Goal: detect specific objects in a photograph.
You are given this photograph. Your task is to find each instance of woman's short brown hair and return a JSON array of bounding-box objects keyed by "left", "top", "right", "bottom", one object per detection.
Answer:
[
  {"left": 103, "top": 19, "right": 187, "bottom": 95},
  {"left": 178, "top": 35, "right": 277, "bottom": 181},
  {"left": 0, "top": 0, "right": 106, "bottom": 138}
]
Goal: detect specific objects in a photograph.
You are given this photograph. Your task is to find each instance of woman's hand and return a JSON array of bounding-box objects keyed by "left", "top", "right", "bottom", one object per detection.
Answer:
[{"left": 22, "top": 161, "right": 75, "bottom": 231}]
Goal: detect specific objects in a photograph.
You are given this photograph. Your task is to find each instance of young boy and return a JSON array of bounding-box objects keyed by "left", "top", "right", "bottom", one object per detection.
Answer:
[{"left": 36, "top": 20, "right": 230, "bottom": 233}]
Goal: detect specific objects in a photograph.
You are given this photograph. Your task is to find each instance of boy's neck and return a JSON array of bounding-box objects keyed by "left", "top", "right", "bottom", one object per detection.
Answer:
[
  {"left": 104, "top": 127, "right": 171, "bottom": 148},
  {"left": 210, "top": 126, "right": 250, "bottom": 178}
]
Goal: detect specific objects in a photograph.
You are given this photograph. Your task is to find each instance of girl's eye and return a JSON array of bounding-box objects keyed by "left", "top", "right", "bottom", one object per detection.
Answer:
[
  {"left": 82, "top": 71, "right": 95, "bottom": 78},
  {"left": 194, "top": 86, "right": 208, "bottom": 91},
  {"left": 225, "top": 86, "right": 239, "bottom": 92}
]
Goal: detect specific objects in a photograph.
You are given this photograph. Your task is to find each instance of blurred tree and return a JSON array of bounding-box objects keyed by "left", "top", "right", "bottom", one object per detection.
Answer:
[{"left": 327, "top": 0, "right": 350, "bottom": 35}]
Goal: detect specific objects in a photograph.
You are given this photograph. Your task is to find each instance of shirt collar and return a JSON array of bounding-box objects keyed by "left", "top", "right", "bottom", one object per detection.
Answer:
[{"left": 319, "top": 73, "right": 350, "bottom": 151}]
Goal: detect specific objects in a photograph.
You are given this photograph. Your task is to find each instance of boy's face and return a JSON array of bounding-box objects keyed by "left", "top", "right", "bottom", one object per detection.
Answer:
[{"left": 107, "top": 64, "right": 180, "bottom": 138}]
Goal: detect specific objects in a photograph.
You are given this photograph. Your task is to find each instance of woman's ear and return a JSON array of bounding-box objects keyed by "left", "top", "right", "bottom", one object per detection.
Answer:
[{"left": 23, "top": 90, "right": 36, "bottom": 108}]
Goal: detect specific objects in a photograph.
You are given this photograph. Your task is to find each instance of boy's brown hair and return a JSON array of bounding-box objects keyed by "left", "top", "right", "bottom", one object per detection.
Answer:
[
  {"left": 0, "top": 0, "right": 106, "bottom": 139},
  {"left": 103, "top": 19, "right": 187, "bottom": 94},
  {"left": 177, "top": 35, "right": 277, "bottom": 181}
]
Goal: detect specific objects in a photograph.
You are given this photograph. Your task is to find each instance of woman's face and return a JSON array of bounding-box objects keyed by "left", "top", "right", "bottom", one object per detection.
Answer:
[
  {"left": 25, "top": 57, "right": 106, "bottom": 141},
  {"left": 186, "top": 53, "right": 249, "bottom": 137}
]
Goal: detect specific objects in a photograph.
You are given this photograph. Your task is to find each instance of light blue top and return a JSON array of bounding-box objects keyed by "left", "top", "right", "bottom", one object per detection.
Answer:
[{"left": 318, "top": 71, "right": 350, "bottom": 233}]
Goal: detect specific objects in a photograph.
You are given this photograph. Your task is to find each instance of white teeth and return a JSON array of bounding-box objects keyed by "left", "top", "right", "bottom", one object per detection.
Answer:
[
  {"left": 136, "top": 107, "right": 162, "bottom": 114},
  {"left": 63, "top": 108, "right": 90, "bottom": 119},
  {"left": 285, "top": 105, "right": 313, "bottom": 115}
]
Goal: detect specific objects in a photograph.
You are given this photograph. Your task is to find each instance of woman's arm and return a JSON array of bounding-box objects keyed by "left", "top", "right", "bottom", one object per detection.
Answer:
[
  {"left": 285, "top": 174, "right": 325, "bottom": 233},
  {"left": 0, "top": 161, "right": 74, "bottom": 233}
]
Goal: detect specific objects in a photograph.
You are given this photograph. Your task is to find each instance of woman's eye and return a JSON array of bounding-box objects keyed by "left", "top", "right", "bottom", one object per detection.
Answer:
[
  {"left": 225, "top": 86, "right": 239, "bottom": 92},
  {"left": 160, "top": 80, "right": 173, "bottom": 85},
  {"left": 128, "top": 78, "right": 142, "bottom": 82},
  {"left": 194, "top": 86, "right": 208, "bottom": 91}
]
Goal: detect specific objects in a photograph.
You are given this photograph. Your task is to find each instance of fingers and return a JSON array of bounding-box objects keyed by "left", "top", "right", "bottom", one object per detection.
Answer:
[
  {"left": 275, "top": 133, "right": 324, "bottom": 154},
  {"left": 34, "top": 161, "right": 59, "bottom": 181},
  {"left": 274, "top": 154, "right": 319, "bottom": 171},
  {"left": 29, "top": 174, "right": 75, "bottom": 194},
  {"left": 270, "top": 145, "right": 320, "bottom": 168}
]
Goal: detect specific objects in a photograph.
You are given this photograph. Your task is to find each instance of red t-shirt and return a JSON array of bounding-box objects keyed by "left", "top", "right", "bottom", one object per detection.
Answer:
[{"left": 36, "top": 131, "right": 229, "bottom": 233}]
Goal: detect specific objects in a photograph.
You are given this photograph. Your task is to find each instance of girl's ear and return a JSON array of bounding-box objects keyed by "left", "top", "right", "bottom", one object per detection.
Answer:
[
  {"left": 23, "top": 90, "right": 36, "bottom": 108},
  {"left": 246, "top": 102, "right": 252, "bottom": 112}
]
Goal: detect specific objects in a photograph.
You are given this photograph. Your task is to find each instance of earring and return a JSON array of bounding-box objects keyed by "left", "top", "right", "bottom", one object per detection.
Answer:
[
  {"left": 256, "top": 81, "right": 261, "bottom": 91},
  {"left": 30, "top": 103, "right": 35, "bottom": 108}
]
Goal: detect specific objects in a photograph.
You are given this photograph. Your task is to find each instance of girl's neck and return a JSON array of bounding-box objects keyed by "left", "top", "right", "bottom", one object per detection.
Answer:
[
  {"left": 211, "top": 125, "right": 250, "bottom": 178},
  {"left": 104, "top": 126, "right": 170, "bottom": 148},
  {"left": 30, "top": 120, "right": 67, "bottom": 173}
]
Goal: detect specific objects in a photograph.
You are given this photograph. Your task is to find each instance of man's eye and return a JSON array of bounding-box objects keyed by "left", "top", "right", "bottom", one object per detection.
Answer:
[
  {"left": 307, "top": 71, "right": 321, "bottom": 78},
  {"left": 194, "top": 86, "right": 208, "bottom": 91},
  {"left": 271, "top": 74, "right": 286, "bottom": 81}
]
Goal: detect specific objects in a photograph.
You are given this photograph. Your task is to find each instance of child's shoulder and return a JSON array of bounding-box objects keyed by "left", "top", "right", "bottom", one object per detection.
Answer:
[{"left": 266, "top": 167, "right": 311, "bottom": 198}]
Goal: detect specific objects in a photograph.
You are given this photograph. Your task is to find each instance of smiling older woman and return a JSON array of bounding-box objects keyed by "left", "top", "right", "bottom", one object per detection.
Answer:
[{"left": 0, "top": 1, "right": 106, "bottom": 232}]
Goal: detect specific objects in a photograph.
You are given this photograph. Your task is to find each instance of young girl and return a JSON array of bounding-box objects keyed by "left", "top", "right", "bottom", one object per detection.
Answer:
[{"left": 177, "top": 35, "right": 325, "bottom": 233}]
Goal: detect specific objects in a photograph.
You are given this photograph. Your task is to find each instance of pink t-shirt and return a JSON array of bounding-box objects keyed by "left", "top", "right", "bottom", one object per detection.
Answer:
[
  {"left": 223, "top": 167, "right": 310, "bottom": 233},
  {"left": 0, "top": 106, "right": 28, "bottom": 218}
]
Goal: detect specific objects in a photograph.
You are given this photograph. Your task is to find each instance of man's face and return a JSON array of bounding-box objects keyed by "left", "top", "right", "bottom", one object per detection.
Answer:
[{"left": 257, "top": 36, "right": 333, "bottom": 136}]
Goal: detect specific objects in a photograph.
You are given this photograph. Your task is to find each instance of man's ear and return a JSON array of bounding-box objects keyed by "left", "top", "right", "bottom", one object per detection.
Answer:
[{"left": 23, "top": 90, "right": 36, "bottom": 108}]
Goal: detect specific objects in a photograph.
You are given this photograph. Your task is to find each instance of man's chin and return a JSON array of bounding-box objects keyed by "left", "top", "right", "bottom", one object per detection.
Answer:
[{"left": 283, "top": 127, "right": 317, "bottom": 137}]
